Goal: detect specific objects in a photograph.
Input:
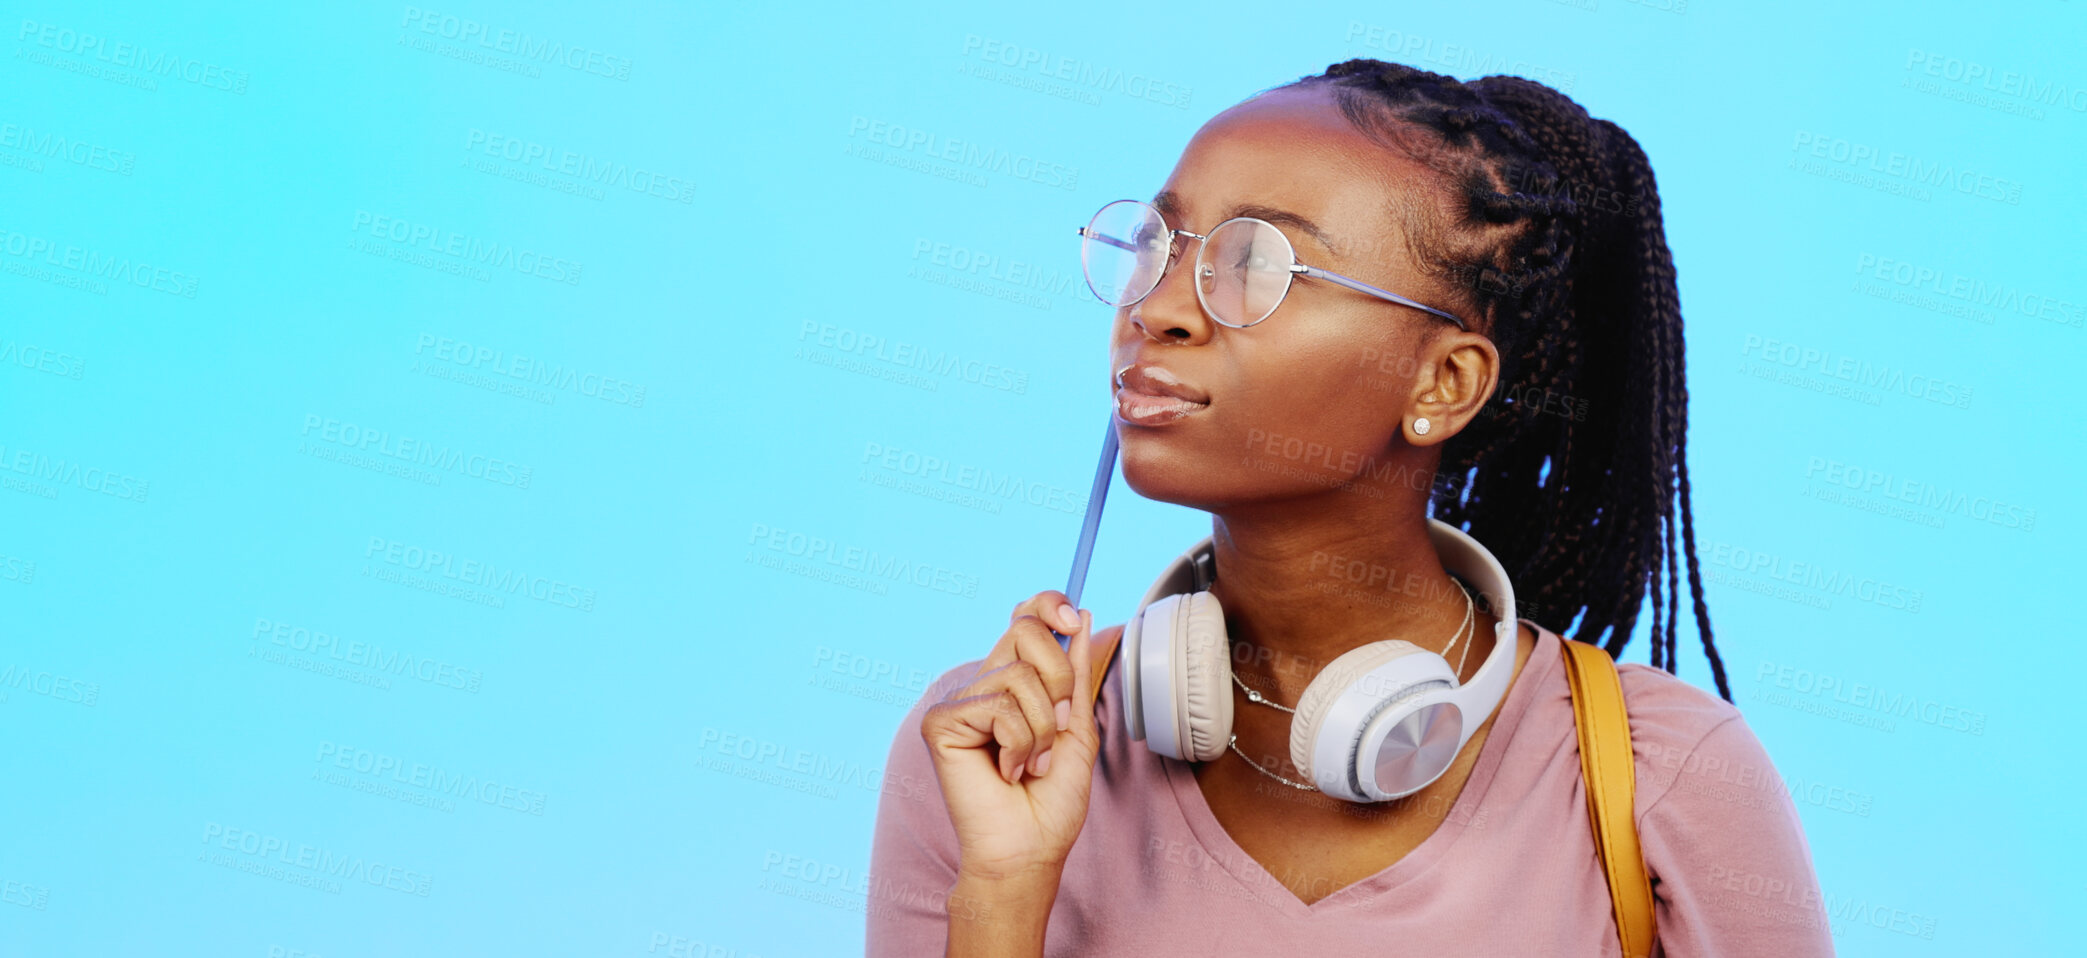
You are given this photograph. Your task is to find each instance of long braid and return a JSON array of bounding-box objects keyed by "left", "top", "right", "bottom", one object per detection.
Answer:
[{"left": 1280, "top": 60, "right": 1732, "bottom": 701}]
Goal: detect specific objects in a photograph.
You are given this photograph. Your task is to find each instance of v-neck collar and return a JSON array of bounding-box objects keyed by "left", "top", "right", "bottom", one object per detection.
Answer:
[{"left": 1157, "top": 621, "right": 1560, "bottom": 918}]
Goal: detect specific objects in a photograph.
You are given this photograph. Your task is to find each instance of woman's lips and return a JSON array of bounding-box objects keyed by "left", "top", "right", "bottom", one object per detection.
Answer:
[{"left": 1114, "top": 387, "right": 1209, "bottom": 425}]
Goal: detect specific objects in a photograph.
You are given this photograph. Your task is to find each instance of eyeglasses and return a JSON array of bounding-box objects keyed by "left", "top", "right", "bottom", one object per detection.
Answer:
[{"left": 1075, "top": 198, "right": 1470, "bottom": 331}]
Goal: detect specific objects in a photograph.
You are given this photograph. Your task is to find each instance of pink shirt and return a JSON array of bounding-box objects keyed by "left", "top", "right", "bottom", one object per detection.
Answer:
[{"left": 867, "top": 620, "right": 1834, "bottom": 957}]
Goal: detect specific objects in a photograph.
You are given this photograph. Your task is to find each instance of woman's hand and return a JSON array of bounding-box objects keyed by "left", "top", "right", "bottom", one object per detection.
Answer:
[{"left": 920, "top": 591, "right": 1108, "bottom": 884}]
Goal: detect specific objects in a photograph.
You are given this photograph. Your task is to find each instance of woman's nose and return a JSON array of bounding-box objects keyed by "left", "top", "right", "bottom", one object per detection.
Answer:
[{"left": 1129, "top": 250, "right": 1214, "bottom": 344}]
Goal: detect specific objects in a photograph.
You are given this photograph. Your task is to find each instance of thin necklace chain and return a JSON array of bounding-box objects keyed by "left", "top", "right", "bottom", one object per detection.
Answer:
[
  {"left": 1223, "top": 580, "right": 1477, "bottom": 793},
  {"left": 1439, "top": 578, "right": 1479, "bottom": 678},
  {"left": 1230, "top": 671, "right": 1297, "bottom": 713},
  {"left": 1228, "top": 734, "right": 1318, "bottom": 790}
]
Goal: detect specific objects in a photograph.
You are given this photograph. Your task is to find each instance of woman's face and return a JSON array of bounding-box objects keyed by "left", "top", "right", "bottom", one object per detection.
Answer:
[{"left": 1108, "top": 84, "right": 1486, "bottom": 511}]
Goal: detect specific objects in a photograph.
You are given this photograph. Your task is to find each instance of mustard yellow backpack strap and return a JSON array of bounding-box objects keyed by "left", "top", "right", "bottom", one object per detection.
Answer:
[
  {"left": 1086, "top": 626, "right": 1123, "bottom": 709},
  {"left": 1560, "top": 637, "right": 1657, "bottom": 958}
]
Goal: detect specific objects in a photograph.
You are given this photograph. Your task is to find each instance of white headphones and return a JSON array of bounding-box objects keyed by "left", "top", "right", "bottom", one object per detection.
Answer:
[{"left": 1121, "top": 519, "right": 1519, "bottom": 803}]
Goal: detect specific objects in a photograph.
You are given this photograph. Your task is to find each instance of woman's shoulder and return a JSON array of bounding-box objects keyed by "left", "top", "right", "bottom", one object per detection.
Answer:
[
  {"left": 1525, "top": 623, "right": 1743, "bottom": 743},
  {"left": 1522, "top": 624, "right": 1765, "bottom": 817},
  {"left": 1606, "top": 648, "right": 1788, "bottom": 824},
  {"left": 1613, "top": 657, "right": 1747, "bottom": 758},
  {"left": 1597, "top": 641, "right": 1829, "bottom": 947}
]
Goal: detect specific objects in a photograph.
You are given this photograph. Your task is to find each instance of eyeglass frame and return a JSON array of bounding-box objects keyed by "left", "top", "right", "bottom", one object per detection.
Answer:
[{"left": 1075, "top": 198, "right": 1471, "bottom": 332}]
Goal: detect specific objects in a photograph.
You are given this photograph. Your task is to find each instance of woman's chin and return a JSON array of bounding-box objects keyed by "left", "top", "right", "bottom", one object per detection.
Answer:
[{"left": 1119, "top": 450, "right": 1235, "bottom": 512}]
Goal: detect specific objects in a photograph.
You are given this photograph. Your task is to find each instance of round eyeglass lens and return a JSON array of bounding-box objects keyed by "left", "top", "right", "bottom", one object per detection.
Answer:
[
  {"left": 1197, "top": 218, "right": 1295, "bottom": 327},
  {"left": 1081, "top": 200, "right": 1168, "bottom": 307}
]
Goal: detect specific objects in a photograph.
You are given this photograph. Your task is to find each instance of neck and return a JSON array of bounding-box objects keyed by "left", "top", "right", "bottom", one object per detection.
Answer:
[{"left": 1202, "top": 477, "right": 1500, "bottom": 702}]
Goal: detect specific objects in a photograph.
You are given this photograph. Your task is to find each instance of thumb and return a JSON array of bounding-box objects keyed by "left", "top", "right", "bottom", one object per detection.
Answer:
[
  {"left": 1069, "top": 610, "right": 1092, "bottom": 715},
  {"left": 1056, "top": 610, "right": 1101, "bottom": 765}
]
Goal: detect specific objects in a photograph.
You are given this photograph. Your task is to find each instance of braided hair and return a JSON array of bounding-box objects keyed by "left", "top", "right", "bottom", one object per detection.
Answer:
[{"left": 1275, "top": 59, "right": 1730, "bottom": 701}]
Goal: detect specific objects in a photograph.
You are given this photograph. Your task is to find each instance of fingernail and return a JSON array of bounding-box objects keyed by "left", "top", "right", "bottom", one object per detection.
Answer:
[
  {"left": 1031, "top": 749, "right": 1052, "bottom": 777},
  {"left": 1055, "top": 699, "right": 1071, "bottom": 731},
  {"left": 1056, "top": 603, "right": 1079, "bottom": 631}
]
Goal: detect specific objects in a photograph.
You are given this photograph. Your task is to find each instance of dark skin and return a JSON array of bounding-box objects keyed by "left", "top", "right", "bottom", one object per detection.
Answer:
[
  {"left": 922, "top": 84, "right": 1539, "bottom": 955},
  {"left": 1110, "top": 83, "right": 1538, "bottom": 907}
]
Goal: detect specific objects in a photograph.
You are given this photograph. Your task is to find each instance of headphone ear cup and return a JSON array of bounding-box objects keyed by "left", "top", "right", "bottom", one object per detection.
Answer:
[
  {"left": 1133, "top": 592, "right": 1194, "bottom": 760},
  {"left": 1289, "top": 640, "right": 1427, "bottom": 796},
  {"left": 1174, "top": 591, "right": 1233, "bottom": 763},
  {"left": 1121, "top": 601, "right": 1147, "bottom": 743}
]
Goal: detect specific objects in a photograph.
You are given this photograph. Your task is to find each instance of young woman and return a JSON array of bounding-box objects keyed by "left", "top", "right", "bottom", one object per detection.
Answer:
[{"left": 868, "top": 60, "right": 1830, "bottom": 957}]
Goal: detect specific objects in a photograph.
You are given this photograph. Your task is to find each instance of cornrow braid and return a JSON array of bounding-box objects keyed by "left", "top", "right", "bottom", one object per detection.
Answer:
[{"left": 1279, "top": 59, "right": 1732, "bottom": 701}]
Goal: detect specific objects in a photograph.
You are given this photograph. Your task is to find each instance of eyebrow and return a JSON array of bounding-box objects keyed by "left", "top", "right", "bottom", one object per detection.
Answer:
[{"left": 1150, "top": 190, "right": 1339, "bottom": 255}]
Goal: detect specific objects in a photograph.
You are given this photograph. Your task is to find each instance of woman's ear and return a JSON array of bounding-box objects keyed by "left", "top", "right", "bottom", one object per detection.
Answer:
[{"left": 1404, "top": 332, "right": 1500, "bottom": 447}]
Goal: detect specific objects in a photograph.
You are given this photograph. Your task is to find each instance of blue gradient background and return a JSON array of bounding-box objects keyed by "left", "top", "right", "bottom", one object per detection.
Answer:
[{"left": 1, "top": 0, "right": 2077, "bottom": 955}]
